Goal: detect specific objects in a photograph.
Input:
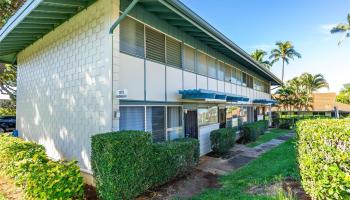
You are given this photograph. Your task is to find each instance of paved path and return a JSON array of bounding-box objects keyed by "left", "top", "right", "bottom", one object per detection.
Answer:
[{"left": 197, "top": 132, "right": 295, "bottom": 175}]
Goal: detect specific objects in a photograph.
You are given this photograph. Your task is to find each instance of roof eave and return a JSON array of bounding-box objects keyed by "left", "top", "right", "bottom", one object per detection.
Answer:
[{"left": 160, "top": 0, "right": 282, "bottom": 85}]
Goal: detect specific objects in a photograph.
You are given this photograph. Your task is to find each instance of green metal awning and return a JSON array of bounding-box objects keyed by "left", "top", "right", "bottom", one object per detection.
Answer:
[{"left": 0, "top": 0, "right": 96, "bottom": 64}]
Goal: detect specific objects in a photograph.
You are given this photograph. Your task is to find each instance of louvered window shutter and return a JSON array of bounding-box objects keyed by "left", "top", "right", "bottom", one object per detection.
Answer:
[
  {"left": 217, "top": 62, "right": 225, "bottom": 81},
  {"left": 120, "top": 17, "right": 145, "bottom": 57},
  {"left": 196, "top": 51, "right": 207, "bottom": 76},
  {"left": 166, "top": 37, "right": 182, "bottom": 67},
  {"left": 225, "top": 64, "right": 231, "bottom": 82},
  {"left": 207, "top": 56, "right": 217, "bottom": 79},
  {"left": 146, "top": 27, "right": 165, "bottom": 63},
  {"left": 183, "top": 45, "right": 195, "bottom": 72}
]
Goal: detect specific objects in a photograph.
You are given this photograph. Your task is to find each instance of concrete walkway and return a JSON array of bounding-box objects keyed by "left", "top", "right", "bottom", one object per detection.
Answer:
[{"left": 197, "top": 132, "right": 295, "bottom": 175}]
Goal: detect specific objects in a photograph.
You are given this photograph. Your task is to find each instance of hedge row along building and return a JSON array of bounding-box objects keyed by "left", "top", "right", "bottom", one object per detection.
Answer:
[{"left": 0, "top": 0, "right": 282, "bottom": 177}]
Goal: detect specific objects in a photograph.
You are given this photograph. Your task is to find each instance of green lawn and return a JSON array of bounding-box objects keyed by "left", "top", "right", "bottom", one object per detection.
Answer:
[
  {"left": 0, "top": 194, "right": 5, "bottom": 200},
  {"left": 192, "top": 139, "right": 299, "bottom": 200},
  {"left": 246, "top": 129, "right": 292, "bottom": 148}
]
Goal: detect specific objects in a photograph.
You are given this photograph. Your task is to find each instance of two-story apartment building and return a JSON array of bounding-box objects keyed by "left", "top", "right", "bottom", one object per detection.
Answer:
[{"left": 0, "top": 0, "right": 281, "bottom": 176}]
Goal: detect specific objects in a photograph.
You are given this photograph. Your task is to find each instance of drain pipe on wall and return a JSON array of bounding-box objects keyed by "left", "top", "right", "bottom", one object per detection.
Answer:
[
  {"left": 109, "top": 0, "right": 139, "bottom": 131},
  {"left": 109, "top": 0, "right": 140, "bottom": 34}
]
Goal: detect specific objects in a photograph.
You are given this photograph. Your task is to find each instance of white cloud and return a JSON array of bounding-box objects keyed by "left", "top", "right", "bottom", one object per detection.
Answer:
[
  {"left": 319, "top": 23, "right": 336, "bottom": 35},
  {"left": 249, "top": 43, "right": 274, "bottom": 52}
]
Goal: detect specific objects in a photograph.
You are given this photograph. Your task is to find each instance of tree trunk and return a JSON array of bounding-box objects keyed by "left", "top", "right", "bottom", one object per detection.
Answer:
[{"left": 281, "top": 59, "right": 285, "bottom": 83}]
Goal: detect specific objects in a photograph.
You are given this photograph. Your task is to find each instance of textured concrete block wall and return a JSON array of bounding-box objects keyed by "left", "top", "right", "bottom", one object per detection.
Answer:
[{"left": 16, "top": 0, "right": 118, "bottom": 172}]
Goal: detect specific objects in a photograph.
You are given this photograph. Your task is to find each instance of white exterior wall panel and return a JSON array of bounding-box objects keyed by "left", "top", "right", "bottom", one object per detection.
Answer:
[
  {"left": 146, "top": 61, "right": 166, "bottom": 101},
  {"left": 199, "top": 123, "right": 220, "bottom": 155},
  {"left": 225, "top": 82, "right": 231, "bottom": 93},
  {"left": 16, "top": 0, "right": 117, "bottom": 172},
  {"left": 208, "top": 78, "right": 217, "bottom": 91},
  {"left": 197, "top": 75, "right": 207, "bottom": 90},
  {"left": 183, "top": 71, "right": 197, "bottom": 90},
  {"left": 218, "top": 81, "right": 225, "bottom": 92},
  {"left": 166, "top": 67, "right": 183, "bottom": 101},
  {"left": 119, "top": 53, "right": 144, "bottom": 100}
]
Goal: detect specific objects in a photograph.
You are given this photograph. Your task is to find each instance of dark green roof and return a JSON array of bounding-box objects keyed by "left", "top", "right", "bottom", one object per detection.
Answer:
[{"left": 0, "top": 0, "right": 96, "bottom": 64}]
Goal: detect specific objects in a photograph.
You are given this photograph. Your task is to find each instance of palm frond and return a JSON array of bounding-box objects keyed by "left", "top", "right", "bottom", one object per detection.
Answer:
[{"left": 330, "top": 24, "right": 350, "bottom": 34}]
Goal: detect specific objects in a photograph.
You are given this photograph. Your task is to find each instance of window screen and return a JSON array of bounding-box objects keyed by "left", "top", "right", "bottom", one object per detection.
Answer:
[
  {"left": 242, "top": 72, "right": 247, "bottom": 87},
  {"left": 146, "top": 107, "right": 166, "bottom": 142},
  {"left": 247, "top": 75, "right": 253, "bottom": 88},
  {"left": 231, "top": 68, "right": 237, "bottom": 84},
  {"left": 207, "top": 56, "right": 217, "bottom": 78},
  {"left": 120, "top": 17, "right": 145, "bottom": 57},
  {"left": 236, "top": 69, "right": 242, "bottom": 85},
  {"left": 196, "top": 51, "right": 207, "bottom": 76},
  {"left": 166, "top": 37, "right": 182, "bottom": 67},
  {"left": 120, "top": 107, "right": 145, "bottom": 131},
  {"left": 146, "top": 27, "right": 165, "bottom": 63},
  {"left": 225, "top": 64, "right": 231, "bottom": 82},
  {"left": 167, "top": 107, "right": 183, "bottom": 140},
  {"left": 217, "top": 62, "right": 225, "bottom": 81},
  {"left": 183, "top": 45, "right": 195, "bottom": 72}
]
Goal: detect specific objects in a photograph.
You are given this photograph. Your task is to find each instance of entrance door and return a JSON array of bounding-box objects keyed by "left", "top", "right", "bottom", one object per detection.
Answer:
[
  {"left": 218, "top": 108, "right": 226, "bottom": 128},
  {"left": 184, "top": 110, "right": 198, "bottom": 139}
]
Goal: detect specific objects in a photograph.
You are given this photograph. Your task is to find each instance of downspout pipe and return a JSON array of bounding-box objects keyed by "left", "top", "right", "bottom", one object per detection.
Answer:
[{"left": 109, "top": 0, "right": 140, "bottom": 34}]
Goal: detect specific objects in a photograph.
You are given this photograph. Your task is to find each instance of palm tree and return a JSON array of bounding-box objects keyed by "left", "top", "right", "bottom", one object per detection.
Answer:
[
  {"left": 330, "top": 14, "right": 350, "bottom": 45},
  {"left": 269, "top": 41, "right": 301, "bottom": 83},
  {"left": 300, "top": 73, "right": 329, "bottom": 94},
  {"left": 251, "top": 49, "right": 272, "bottom": 69}
]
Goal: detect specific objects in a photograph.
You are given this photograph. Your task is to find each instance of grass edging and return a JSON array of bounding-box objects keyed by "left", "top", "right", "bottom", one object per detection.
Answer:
[{"left": 194, "top": 139, "right": 299, "bottom": 200}]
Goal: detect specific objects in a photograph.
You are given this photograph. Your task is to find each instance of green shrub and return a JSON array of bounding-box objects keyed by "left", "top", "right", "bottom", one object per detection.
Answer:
[
  {"left": 0, "top": 108, "right": 15, "bottom": 116},
  {"left": 0, "top": 135, "right": 84, "bottom": 199},
  {"left": 151, "top": 138, "right": 199, "bottom": 186},
  {"left": 275, "top": 116, "right": 330, "bottom": 129},
  {"left": 296, "top": 119, "right": 350, "bottom": 199},
  {"left": 241, "top": 120, "right": 268, "bottom": 143},
  {"left": 210, "top": 128, "right": 236, "bottom": 154},
  {"left": 91, "top": 131, "right": 199, "bottom": 200}
]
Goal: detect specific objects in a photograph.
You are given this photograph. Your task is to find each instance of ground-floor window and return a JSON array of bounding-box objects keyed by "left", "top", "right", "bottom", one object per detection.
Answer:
[
  {"left": 198, "top": 106, "right": 218, "bottom": 127},
  {"left": 146, "top": 106, "right": 166, "bottom": 142},
  {"left": 119, "top": 105, "right": 183, "bottom": 142},
  {"left": 120, "top": 106, "right": 145, "bottom": 131},
  {"left": 167, "top": 106, "right": 183, "bottom": 140}
]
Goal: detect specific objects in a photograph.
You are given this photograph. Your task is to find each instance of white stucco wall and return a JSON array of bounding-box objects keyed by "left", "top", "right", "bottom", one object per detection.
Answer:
[{"left": 16, "top": 0, "right": 118, "bottom": 172}]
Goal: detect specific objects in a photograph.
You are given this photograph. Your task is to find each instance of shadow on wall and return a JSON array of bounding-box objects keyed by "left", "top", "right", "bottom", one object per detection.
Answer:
[{"left": 19, "top": 65, "right": 111, "bottom": 171}]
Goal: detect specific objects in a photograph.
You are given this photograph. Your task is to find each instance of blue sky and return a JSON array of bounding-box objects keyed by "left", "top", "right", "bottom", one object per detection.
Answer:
[{"left": 181, "top": 0, "right": 350, "bottom": 93}]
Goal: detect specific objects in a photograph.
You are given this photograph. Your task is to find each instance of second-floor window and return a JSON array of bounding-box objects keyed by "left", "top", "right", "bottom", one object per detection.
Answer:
[
  {"left": 120, "top": 17, "right": 144, "bottom": 57},
  {"left": 146, "top": 27, "right": 166, "bottom": 63}
]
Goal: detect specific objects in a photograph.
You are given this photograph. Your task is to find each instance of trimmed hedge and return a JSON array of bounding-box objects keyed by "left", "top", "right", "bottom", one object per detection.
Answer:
[
  {"left": 241, "top": 120, "right": 268, "bottom": 143},
  {"left": 91, "top": 131, "right": 199, "bottom": 200},
  {"left": 274, "top": 116, "right": 330, "bottom": 129},
  {"left": 210, "top": 128, "right": 236, "bottom": 154},
  {"left": 0, "top": 135, "right": 84, "bottom": 199},
  {"left": 296, "top": 119, "right": 350, "bottom": 199},
  {"left": 0, "top": 108, "right": 15, "bottom": 116}
]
